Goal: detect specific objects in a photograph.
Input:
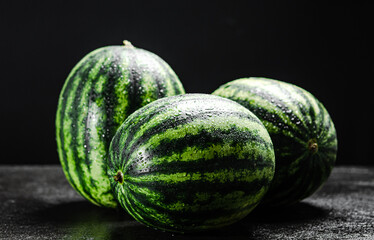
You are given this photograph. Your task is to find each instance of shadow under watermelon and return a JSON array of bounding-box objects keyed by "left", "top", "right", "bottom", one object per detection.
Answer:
[{"left": 243, "top": 201, "right": 330, "bottom": 223}]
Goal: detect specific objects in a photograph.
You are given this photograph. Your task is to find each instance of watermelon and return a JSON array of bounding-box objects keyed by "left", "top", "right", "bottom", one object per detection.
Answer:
[
  {"left": 107, "top": 94, "right": 275, "bottom": 233},
  {"left": 56, "top": 40, "right": 185, "bottom": 208},
  {"left": 212, "top": 77, "right": 338, "bottom": 206}
]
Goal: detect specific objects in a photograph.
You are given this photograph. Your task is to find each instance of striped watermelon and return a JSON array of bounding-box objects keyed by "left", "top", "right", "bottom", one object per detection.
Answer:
[
  {"left": 107, "top": 94, "right": 275, "bottom": 232},
  {"left": 212, "top": 77, "right": 338, "bottom": 206},
  {"left": 56, "top": 40, "right": 185, "bottom": 208}
]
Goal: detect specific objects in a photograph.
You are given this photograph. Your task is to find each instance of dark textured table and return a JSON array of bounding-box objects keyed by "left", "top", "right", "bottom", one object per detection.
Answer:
[{"left": 0, "top": 165, "right": 373, "bottom": 239}]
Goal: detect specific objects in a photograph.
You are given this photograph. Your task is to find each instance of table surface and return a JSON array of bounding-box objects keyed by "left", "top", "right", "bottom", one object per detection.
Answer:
[{"left": 0, "top": 165, "right": 373, "bottom": 240}]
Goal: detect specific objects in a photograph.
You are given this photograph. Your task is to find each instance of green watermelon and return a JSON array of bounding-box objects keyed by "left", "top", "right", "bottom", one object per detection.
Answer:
[
  {"left": 107, "top": 94, "right": 275, "bottom": 232},
  {"left": 212, "top": 77, "right": 338, "bottom": 206},
  {"left": 56, "top": 40, "right": 185, "bottom": 208}
]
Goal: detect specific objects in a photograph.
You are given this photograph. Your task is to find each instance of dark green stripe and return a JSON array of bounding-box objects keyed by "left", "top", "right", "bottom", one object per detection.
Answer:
[
  {"left": 147, "top": 125, "right": 270, "bottom": 159},
  {"left": 279, "top": 154, "right": 329, "bottom": 205},
  {"left": 116, "top": 95, "right": 232, "bottom": 161},
  {"left": 316, "top": 104, "right": 332, "bottom": 139},
  {"left": 316, "top": 107, "right": 328, "bottom": 138},
  {"left": 69, "top": 49, "right": 113, "bottom": 203},
  {"left": 260, "top": 80, "right": 312, "bottom": 129},
  {"left": 125, "top": 177, "right": 269, "bottom": 217},
  {"left": 266, "top": 149, "right": 333, "bottom": 206},
  {"left": 61, "top": 56, "right": 99, "bottom": 197},
  {"left": 151, "top": 51, "right": 182, "bottom": 95},
  {"left": 127, "top": 153, "right": 273, "bottom": 179},
  {"left": 117, "top": 101, "right": 178, "bottom": 162},
  {"left": 58, "top": 52, "right": 98, "bottom": 115},
  {"left": 146, "top": 52, "right": 168, "bottom": 98},
  {"left": 120, "top": 186, "right": 152, "bottom": 223},
  {"left": 83, "top": 53, "right": 110, "bottom": 162},
  {"left": 122, "top": 110, "right": 266, "bottom": 163},
  {"left": 99, "top": 50, "right": 125, "bottom": 145},
  {"left": 225, "top": 83, "right": 309, "bottom": 136},
  {"left": 110, "top": 95, "right": 201, "bottom": 168},
  {"left": 81, "top": 50, "right": 122, "bottom": 193},
  {"left": 288, "top": 84, "right": 317, "bottom": 131},
  {"left": 69, "top": 59, "right": 99, "bottom": 202},
  {"left": 58, "top": 52, "right": 99, "bottom": 191},
  {"left": 124, "top": 49, "right": 145, "bottom": 117},
  {"left": 57, "top": 64, "right": 84, "bottom": 189}
]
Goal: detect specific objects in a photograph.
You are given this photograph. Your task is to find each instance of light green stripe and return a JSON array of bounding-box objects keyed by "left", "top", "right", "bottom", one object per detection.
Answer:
[
  {"left": 286, "top": 151, "right": 310, "bottom": 175},
  {"left": 85, "top": 100, "right": 117, "bottom": 207},
  {"left": 147, "top": 188, "right": 267, "bottom": 214},
  {"left": 84, "top": 55, "right": 121, "bottom": 207},
  {"left": 289, "top": 86, "right": 320, "bottom": 128},
  {"left": 221, "top": 78, "right": 312, "bottom": 135},
  {"left": 111, "top": 52, "right": 131, "bottom": 126},
  {"left": 58, "top": 51, "right": 97, "bottom": 185},
  {"left": 115, "top": 94, "right": 179, "bottom": 156},
  {"left": 140, "top": 50, "right": 176, "bottom": 95},
  {"left": 124, "top": 182, "right": 173, "bottom": 226},
  {"left": 320, "top": 109, "right": 336, "bottom": 144},
  {"left": 158, "top": 56, "right": 183, "bottom": 95},
  {"left": 132, "top": 139, "right": 273, "bottom": 173},
  {"left": 74, "top": 57, "right": 111, "bottom": 203},
  {"left": 125, "top": 113, "right": 271, "bottom": 170},
  {"left": 136, "top": 50, "right": 168, "bottom": 94},
  {"left": 130, "top": 95, "right": 252, "bottom": 145},
  {"left": 139, "top": 72, "right": 159, "bottom": 105},
  {"left": 125, "top": 181, "right": 163, "bottom": 202},
  {"left": 261, "top": 120, "right": 305, "bottom": 145},
  {"left": 246, "top": 79, "right": 308, "bottom": 132},
  {"left": 61, "top": 74, "right": 94, "bottom": 202},
  {"left": 127, "top": 167, "right": 273, "bottom": 185}
]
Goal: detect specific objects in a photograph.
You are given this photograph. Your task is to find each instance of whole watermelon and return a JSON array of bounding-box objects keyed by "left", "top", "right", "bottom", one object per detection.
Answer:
[
  {"left": 212, "top": 77, "right": 338, "bottom": 206},
  {"left": 56, "top": 40, "right": 185, "bottom": 208},
  {"left": 107, "top": 94, "right": 275, "bottom": 232}
]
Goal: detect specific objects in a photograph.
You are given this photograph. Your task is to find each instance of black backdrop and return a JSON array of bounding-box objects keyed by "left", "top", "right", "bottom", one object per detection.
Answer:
[{"left": 1, "top": 1, "right": 372, "bottom": 165}]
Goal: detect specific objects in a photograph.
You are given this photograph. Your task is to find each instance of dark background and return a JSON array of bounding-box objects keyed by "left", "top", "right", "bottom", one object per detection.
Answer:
[{"left": 0, "top": 1, "right": 372, "bottom": 165}]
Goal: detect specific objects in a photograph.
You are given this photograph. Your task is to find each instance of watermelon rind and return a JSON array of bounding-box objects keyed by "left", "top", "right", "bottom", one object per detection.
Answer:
[
  {"left": 212, "top": 77, "right": 338, "bottom": 206},
  {"left": 107, "top": 93, "right": 275, "bottom": 232},
  {"left": 56, "top": 41, "right": 185, "bottom": 208}
]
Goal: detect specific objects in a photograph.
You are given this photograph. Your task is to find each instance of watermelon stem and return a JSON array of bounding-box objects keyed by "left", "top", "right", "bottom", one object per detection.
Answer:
[
  {"left": 123, "top": 40, "right": 135, "bottom": 48},
  {"left": 114, "top": 171, "right": 124, "bottom": 184},
  {"left": 307, "top": 139, "right": 318, "bottom": 154}
]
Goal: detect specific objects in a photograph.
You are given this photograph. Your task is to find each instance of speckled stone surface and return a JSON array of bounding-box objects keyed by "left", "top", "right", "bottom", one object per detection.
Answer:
[{"left": 0, "top": 165, "right": 373, "bottom": 239}]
